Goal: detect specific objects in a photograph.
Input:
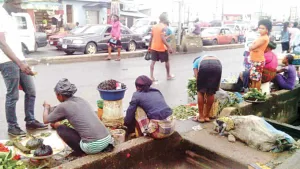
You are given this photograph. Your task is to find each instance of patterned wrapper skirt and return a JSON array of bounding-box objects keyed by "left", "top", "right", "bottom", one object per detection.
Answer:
[
  {"left": 250, "top": 61, "right": 265, "bottom": 81},
  {"left": 135, "top": 107, "right": 175, "bottom": 139}
]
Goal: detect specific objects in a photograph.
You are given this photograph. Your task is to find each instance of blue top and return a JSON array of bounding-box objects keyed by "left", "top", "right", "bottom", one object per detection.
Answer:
[
  {"left": 124, "top": 88, "right": 172, "bottom": 126},
  {"left": 193, "top": 56, "right": 205, "bottom": 69},
  {"left": 166, "top": 28, "right": 172, "bottom": 42}
]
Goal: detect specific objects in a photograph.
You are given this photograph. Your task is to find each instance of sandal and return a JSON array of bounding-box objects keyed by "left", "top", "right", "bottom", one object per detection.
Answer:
[
  {"left": 193, "top": 117, "right": 205, "bottom": 123},
  {"left": 115, "top": 58, "right": 121, "bottom": 61},
  {"left": 167, "top": 75, "right": 175, "bottom": 80},
  {"left": 105, "top": 57, "right": 111, "bottom": 60},
  {"left": 204, "top": 118, "right": 211, "bottom": 122}
]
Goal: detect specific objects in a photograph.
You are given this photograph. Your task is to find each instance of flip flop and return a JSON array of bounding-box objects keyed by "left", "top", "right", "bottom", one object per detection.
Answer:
[
  {"left": 192, "top": 117, "right": 205, "bottom": 123},
  {"left": 115, "top": 58, "right": 121, "bottom": 61},
  {"left": 204, "top": 118, "right": 211, "bottom": 122},
  {"left": 105, "top": 57, "right": 111, "bottom": 60}
]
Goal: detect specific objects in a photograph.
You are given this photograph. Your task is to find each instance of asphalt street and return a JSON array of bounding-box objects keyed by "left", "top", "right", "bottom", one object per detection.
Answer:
[{"left": 0, "top": 47, "right": 282, "bottom": 139}]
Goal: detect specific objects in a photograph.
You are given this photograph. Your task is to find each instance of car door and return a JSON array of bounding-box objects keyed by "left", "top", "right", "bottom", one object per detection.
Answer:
[
  {"left": 218, "top": 29, "right": 226, "bottom": 44},
  {"left": 120, "top": 27, "right": 130, "bottom": 49},
  {"left": 97, "top": 26, "right": 111, "bottom": 50},
  {"left": 224, "top": 29, "right": 232, "bottom": 43}
]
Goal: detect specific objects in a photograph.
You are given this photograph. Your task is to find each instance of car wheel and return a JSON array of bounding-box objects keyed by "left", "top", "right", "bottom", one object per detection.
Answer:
[
  {"left": 212, "top": 39, "right": 218, "bottom": 45},
  {"left": 65, "top": 50, "right": 75, "bottom": 55},
  {"left": 22, "top": 44, "right": 29, "bottom": 54},
  {"left": 127, "top": 41, "right": 137, "bottom": 51},
  {"left": 230, "top": 39, "right": 236, "bottom": 44},
  {"left": 85, "top": 42, "right": 97, "bottom": 54},
  {"left": 34, "top": 43, "right": 38, "bottom": 52}
]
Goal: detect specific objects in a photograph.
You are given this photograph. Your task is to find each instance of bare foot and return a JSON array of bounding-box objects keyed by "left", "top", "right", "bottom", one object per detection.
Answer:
[
  {"left": 115, "top": 58, "right": 121, "bottom": 61},
  {"left": 204, "top": 118, "right": 210, "bottom": 122},
  {"left": 167, "top": 74, "right": 175, "bottom": 80},
  {"left": 193, "top": 117, "right": 205, "bottom": 123},
  {"left": 151, "top": 77, "right": 157, "bottom": 82}
]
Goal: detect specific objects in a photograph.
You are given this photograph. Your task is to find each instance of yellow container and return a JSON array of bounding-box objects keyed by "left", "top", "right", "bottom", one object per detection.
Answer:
[{"left": 97, "top": 108, "right": 103, "bottom": 120}]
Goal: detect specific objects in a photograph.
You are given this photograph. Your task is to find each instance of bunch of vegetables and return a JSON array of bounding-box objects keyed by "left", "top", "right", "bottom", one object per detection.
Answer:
[
  {"left": 0, "top": 143, "right": 25, "bottom": 169},
  {"left": 173, "top": 105, "right": 198, "bottom": 120},
  {"left": 243, "top": 88, "right": 267, "bottom": 102},
  {"left": 98, "top": 79, "right": 126, "bottom": 90},
  {"left": 187, "top": 78, "right": 197, "bottom": 101},
  {"left": 61, "top": 119, "right": 73, "bottom": 128}
]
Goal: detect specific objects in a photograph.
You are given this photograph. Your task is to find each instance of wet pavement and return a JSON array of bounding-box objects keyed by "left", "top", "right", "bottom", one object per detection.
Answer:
[{"left": 0, "top": 47, "right": 282, "bottom": 139}]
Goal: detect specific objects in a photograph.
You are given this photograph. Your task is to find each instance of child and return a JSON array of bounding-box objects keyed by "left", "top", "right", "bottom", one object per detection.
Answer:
[
  {"left": 274, "top": 55, "right": 296, "bottom": 90},
  {"left": 249, "top": 19, "right": 272, "bottom": 90}
]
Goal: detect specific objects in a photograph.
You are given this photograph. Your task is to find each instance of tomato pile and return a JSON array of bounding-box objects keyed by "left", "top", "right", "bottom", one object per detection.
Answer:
[{"left": 0, "top": 143, "right": 21, "bottom": 160}]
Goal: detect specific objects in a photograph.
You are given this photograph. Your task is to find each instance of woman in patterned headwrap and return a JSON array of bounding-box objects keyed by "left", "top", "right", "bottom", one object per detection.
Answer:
[
  {"left": 124, "top": 75, "right": 175, "bottom": 139},
  {"left": 42, "top": 78, "right": 113, "bottom": 156}
]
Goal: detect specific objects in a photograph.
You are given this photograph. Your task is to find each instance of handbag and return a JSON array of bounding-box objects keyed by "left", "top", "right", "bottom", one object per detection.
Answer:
[
  {"left": 109, "top": 38, "right": 117, "bottom": 45},
  {"left": 144, "top": 51, "right": 152, "bottom": 61}
]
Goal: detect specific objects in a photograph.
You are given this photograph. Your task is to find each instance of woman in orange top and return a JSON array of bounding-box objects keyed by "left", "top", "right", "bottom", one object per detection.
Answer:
[{"left": 249, "top": 19, "right": 272, "bottom": 90}]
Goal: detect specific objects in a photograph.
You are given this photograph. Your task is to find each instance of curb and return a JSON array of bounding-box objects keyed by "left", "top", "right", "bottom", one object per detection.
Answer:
[{"left": 26, "top": 44, "right": 244, "bottom": 66}]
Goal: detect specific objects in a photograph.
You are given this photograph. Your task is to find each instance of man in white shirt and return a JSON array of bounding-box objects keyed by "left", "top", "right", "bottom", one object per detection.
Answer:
[
  {"left": 0, "top": 0, "right": 47, "bottom": 136},
  {"left": 289, "top": 22, "right": 300, "bottom": 48}
]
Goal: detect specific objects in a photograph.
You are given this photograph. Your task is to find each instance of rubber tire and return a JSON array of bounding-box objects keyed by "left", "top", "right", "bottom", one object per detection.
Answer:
[
  {"left": 230, "top": 39, "right": 236, "bottom": 44},
  {"left": 84, "top": 42, "right": 97, "bottom": 54},
  {"left": 212, "top": 39, "right": 218, "bottom": 46},
  {"left": 22, "top": 44, "right": 29, "bottom": 54},
  {"left": 65, "top": 51, "right": 75, "bottom": 55},
  {"left": 126, "top": 41, "right": 137, "bottom": 52}
]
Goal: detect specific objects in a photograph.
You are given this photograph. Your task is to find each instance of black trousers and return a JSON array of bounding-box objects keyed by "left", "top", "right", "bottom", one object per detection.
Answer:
[{"left": 56, "top": 125, "right": 85, "bottom": 155}]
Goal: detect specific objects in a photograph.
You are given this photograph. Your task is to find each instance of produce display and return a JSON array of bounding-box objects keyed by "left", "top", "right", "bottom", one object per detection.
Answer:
[
  {"left": 0, "top": 150, "right": 26, "bottom": 169},
  {"left": 173, "top": 105, "right": 198, "bottom": 120},
  {"left": 98, "top": 79, "right": 126, "bottom": 90},
  {"left": 26, "top": 137, "right": 43, "bottom": 150},
  {"left": 13, "top": 141, "right": 31, "bottom": 154},
  {"left": 187, "top": 78, "right": 197, "bottom": 100},
  {"left": 243, "top": 88, "right": 267, "bottom": 102},
  {"left": 40, "top": 132, "right": 52, "bottom": 137},
  {"left": 34, "top": 145, "right": 53, "bottom": 157}
]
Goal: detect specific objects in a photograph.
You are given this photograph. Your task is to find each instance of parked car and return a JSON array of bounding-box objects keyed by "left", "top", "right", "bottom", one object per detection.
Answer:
[
  {"left": 49, "top": 25, "right": 90, "bottom": 49},
  {"left": 270, "top": 25, "right": 283, "bottom": 41},
  {"left": 35, "top": 32, "right": 48, "bottom": 48},
  {"left": 62, "top": 24, "right": 144, "bottom": 55},
  {"left": 13, "top": 12, "right": 37, "bottom": 54},
  {"left": 201, "top": 27, "right": 238, "bottom": 46},
  {"left": 130, "top": 18, "right": 157, "bottom": 31}
]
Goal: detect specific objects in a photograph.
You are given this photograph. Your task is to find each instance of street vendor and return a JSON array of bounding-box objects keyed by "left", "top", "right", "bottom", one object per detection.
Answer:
[
  {"left": 193, "top": 55, "right": 222, "bottom": 123},
  {"left": 42, "top": 78, "right": 113, "bottom": 156},
  {"left": 237, "top": 41, "right": 278, "bottom": 91},
  {"left": 273, "top": 54, "right": 296, "bottom": 90},
  {"left": 124, "top": 75, "right": 175, "bottom": 139}
]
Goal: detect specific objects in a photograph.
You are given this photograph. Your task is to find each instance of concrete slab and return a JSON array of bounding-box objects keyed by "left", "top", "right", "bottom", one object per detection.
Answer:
[{"left": 180, "top": 122, "right": 291, "bottom": 168}]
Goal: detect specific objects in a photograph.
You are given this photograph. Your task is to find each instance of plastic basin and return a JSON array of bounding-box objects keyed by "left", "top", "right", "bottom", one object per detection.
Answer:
[{"left": 98, "top": 88, "right": 127, "bottom": 101}]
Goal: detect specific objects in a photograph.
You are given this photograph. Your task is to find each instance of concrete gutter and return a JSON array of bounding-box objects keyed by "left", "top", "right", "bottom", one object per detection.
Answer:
[{"left": 26, "top": 44, "right": 244, "bottom": 66}]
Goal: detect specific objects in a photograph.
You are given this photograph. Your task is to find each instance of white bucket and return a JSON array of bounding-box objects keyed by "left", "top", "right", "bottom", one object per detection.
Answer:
[
  {"left": 261, "top": 82, "right": 270, "bottom": 95},
  {"left": 102, "top": 100, "right": 124, "bottom": 127},
  {"left": 111, "top": 129, "right": 126, "bottom": 145}
]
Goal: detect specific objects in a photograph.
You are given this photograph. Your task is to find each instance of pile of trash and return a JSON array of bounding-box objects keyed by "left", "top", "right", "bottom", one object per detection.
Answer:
[{"left": 213, "top": 115, "right": 296, "bottom": 153}]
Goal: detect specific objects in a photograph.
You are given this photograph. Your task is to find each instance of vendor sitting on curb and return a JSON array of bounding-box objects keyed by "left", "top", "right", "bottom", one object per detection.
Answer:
[
  {"left": 42, "top": 78, "right": 114, "bottom": 156},
  {"left": 273, "top": 54, "right": 296, "bottom": 90},
  {"left": 124, "top": 75, "right": 175, "bottom": 139}
]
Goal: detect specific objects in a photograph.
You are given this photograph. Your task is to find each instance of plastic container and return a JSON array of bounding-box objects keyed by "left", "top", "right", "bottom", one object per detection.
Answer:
[
  {"left": 111, "top": 129, "right": 126, "bottom": 145},
  {"left": 102, "top": 100, "right": 124, "bottom": 127},
  {"left": 261, "top": 82, "right": 270, "bottom": 95},
  {"left": 98, "top": 88, "right": 127, "bottom": 101},
  {"left": 97, "top": 108, "right": 103, "bottom": 120}
]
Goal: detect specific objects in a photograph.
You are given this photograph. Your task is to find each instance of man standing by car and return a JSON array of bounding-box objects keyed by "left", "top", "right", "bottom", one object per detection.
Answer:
[
  {"left": 148, "top": 13, "right": 174, "bottom": 82},
  {"left": 0, "top": 0, "right": 47, "bottom": 136}
]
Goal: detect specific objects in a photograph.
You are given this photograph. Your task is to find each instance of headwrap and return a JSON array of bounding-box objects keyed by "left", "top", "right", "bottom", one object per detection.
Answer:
[
  {"left": 268, "top": 41, "right": 277, "bottom": 50},
  {"left": 135, "top": 75, "right": 153, "bottom": 92},
  {"left": 54, "top": 78, "right": 77, "bottom": 96}
]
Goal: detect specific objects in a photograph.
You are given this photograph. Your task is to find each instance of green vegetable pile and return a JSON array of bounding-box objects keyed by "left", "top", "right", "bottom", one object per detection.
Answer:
[
  {"left": 187, "top": 78, "right": 197, "bottom": 101},
  {"left": 0, "top": 151, "right": 26, "bottom": 169},
  {"left": 243, "top": 88, "right": 267, "bottom": 102},
  {"left": 61, "top": 119, "right": 73, "bottom": 128},
  {"left": 173, "top": 105, "right": 198, "bottom": 120}
]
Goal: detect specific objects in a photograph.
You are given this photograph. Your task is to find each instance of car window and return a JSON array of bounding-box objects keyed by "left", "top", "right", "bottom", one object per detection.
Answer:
[
  {"left": 70, "top": 26, "right": 88, "bottom": 34},
  {"left": 83, "top": 25, "right": 106, "bottom": 34},
  {"left": 105, "top": 27, "right": 112, "bottom": 33},
  {"left": 225, "top": 29, "right": 231, "bottom": 34},
  {"left": 121, "top": 28, "right": 130, "bottom": 34},
  {"left": 202, "top": 28, "right": 220, "bottom": 35},
  {"left": 15, "top": 16, "right": 27, "bottom": 30},
  {"left": 235, "top": 26, "right": 240, "bottom": 30},
  {"left": 220, "top": 29, "right": 225, "bottom": 34}
]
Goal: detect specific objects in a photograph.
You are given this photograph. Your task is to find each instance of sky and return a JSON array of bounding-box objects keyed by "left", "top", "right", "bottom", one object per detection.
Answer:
[{"left": 136, "top": 0, "right": 299, "bottom": 21}]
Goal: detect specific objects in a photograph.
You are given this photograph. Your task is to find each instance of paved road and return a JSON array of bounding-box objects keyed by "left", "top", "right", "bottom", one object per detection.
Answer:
[
  {"left": 27, "top": 45, "right": 144, "bottom": 59},
  {"left": 0, "top": 48, "right": 283, "bottom": 139}
]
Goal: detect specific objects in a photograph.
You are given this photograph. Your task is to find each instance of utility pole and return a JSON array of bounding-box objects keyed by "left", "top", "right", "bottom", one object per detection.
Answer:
[
  {"left": 176, "top": 0, "right": 183, "bottom": 48},
  {"left": 221, "top": 0, "right": 224, "bottom": 25}
]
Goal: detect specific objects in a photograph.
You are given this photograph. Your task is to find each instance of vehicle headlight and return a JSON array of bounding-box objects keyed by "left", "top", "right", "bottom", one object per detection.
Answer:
[
  {"left": 72, "top": 40, "right": 84, "bottom": 44},
  {"left": 59, "top": 38, "right": 63, "bottom": 42}
]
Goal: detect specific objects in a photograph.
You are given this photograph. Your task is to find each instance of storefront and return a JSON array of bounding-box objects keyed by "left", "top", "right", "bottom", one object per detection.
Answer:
[
  {"left": 62, "top": 0, "right": 109, "bottom": 26},
  {"left": 21, "top": 0, "right": 63, "bottom": 28}
]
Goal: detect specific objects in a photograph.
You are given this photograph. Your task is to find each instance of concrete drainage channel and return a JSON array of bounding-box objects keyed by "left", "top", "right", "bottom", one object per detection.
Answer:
[{"left": 53, "top": 132, "right": 236, "bottom": 169}]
